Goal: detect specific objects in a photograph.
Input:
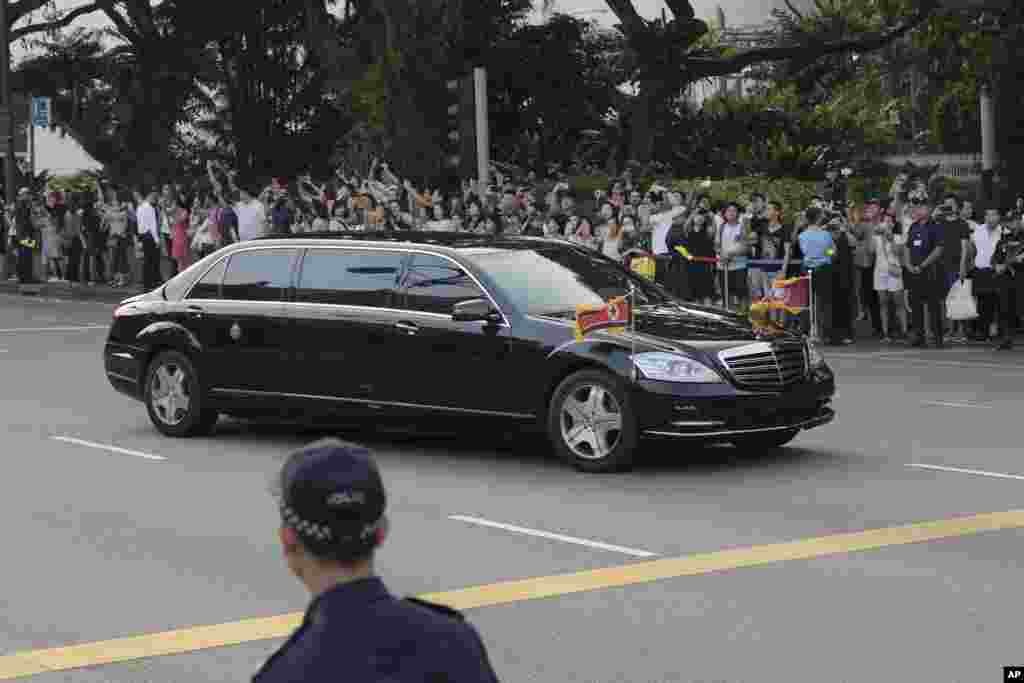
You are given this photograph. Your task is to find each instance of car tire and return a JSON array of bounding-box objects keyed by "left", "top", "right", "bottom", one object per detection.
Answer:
[
  {"left": 730, "top": 429, "right": 799, "bottom": 451},
  {"left": 144, "top": 350, "right": 218, "bottom": 437},
  {"left": 547, "top": 369, "right": 639, "bottom": 473}
]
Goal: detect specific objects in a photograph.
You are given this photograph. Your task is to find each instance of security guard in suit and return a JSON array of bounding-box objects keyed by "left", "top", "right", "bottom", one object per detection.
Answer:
[
  {"left": 991, "top": 217, "right": 1024, "bottom": 350},
  {"left": 254, "top": 439, "right": 501, "bottom": 683}
]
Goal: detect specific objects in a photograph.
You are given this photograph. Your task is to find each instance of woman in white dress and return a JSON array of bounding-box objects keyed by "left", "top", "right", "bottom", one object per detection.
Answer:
[
  {"left": 868, "top": 215, "right": 906, "bottom": 342},
  {"left": 41, "top": 202, "right": 63, "bottom": 281}
]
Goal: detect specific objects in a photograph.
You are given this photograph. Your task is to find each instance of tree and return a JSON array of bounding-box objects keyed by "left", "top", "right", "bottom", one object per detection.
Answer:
[
  {"left": 8, "top": 0, "right": 105, "bottom": 42},
  {"left": 770, "top": 0, "right": 1024, "bottom": 198},
  {"left": 598, "top": 0, "right": 936, "bottom": 165},
  {"left": 13, "top": 1, "right": 227, "bottom": 186},
  {"left": 209, "top": 0, "right": 353, "bottom": 180},
  {"left": 14, "top": 1, "right": 356, "bottom": 185},
  {"left": 486, "top": 15, "right": 622, "bottom": 173}
]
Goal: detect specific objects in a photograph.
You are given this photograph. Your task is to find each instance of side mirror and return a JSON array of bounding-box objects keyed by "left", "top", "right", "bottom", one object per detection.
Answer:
[{"left": 452, "top": 298, "right": 500, "bottom": 323}]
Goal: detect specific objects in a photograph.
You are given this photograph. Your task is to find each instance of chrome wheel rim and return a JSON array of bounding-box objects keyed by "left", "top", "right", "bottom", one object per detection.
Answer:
[
  {"left": 560, "top": 383, "right": 623, "bottom": 460},
  {"left": 150, "top": 362, "right": 191, "bottom": 426}
]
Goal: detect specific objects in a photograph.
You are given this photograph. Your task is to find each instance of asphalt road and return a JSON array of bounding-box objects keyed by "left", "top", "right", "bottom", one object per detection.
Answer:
[{"left": 2, "top": 292, "right": 1023, "bottom": 682}]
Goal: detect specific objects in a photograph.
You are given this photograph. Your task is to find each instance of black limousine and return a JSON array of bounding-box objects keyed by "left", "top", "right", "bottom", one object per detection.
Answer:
[{"left": 104, "top": 232, "right": 835, "bottom": 472}]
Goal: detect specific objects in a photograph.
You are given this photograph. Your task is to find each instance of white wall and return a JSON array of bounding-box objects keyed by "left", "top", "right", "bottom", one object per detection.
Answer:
[
  {"left": 552, "top": 0, "right": 813, "bottom": 28},
  {"left": 30, "top": 126, "right": 102, "bottom": 176}
]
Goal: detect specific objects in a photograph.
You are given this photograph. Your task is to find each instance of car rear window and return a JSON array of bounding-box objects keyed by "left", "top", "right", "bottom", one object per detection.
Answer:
[{"left": 220, "top": 249, "right": 298, "bottom": 301}]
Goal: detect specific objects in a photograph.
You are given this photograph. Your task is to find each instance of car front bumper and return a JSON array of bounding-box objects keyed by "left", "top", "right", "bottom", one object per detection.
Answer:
[
  {"left": 104, "top": 342, "right": 146, "bottom": 400},
  {"left": 643, "top": 406, "right": 835, "bottom": 439},
  {"left": 632, "top": 366, "right": 836, "bottom": 441}
]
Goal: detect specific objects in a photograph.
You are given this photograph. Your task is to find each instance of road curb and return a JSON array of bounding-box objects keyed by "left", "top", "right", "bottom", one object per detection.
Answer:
[{"left": 0, "top": 280, "right": 142, "bottom": 304}]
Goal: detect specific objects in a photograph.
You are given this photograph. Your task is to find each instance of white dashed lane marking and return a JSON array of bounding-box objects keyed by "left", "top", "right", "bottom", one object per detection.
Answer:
[
  {"left": 0, "top": 325, "right": 107, "bottom": 333},
  {"left": 907, "top": 463, "right": 1024, "bottom": 482},
  {"left": 921, "top": 400, "right": 992, "bottom": 409},
  {"left": 449, "top": 515, "right": 658, "bottom": 557},
  {"left": 50, "top": 436, "right": 166, "bottom": 461}
]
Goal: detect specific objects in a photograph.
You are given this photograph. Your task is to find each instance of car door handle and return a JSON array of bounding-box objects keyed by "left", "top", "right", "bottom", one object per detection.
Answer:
[
  {"left": 394, "top": 321, "right": 419, "bottom": 335},
  {"left": 186, "top": 305, "right": 204, "bottom": 318}
]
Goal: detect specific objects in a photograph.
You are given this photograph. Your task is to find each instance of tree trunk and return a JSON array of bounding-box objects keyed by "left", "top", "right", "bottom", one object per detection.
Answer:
[
  {"left": 628, "top": 80, "right": 666, "bottom": 165},
  {"left": 994, "top": 36, "right": 1023, "bottom": 205}
]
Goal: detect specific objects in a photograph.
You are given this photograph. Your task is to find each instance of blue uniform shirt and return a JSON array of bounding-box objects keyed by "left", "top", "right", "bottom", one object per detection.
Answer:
[
  {"left": 906, "top": 220, "right": 943, "bottom": 267},
  {"left": 253, "top": 577, "right": 500, "bottom": 682},
  {"left": 798, "top": 228, "right": 834, "bottom": 271}
]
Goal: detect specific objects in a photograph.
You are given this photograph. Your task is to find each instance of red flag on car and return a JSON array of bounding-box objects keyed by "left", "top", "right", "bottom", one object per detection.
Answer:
[{"left": 575, "top": 296, "right": 632, "bottom": 340}]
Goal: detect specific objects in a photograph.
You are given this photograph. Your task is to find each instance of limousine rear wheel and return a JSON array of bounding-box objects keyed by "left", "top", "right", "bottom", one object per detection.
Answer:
[
  {"left": 145, "top": 350, "right": 218, "bottom": 437},
  {"left": 548, "top": 369, "right": 639, "bottom": 473}
]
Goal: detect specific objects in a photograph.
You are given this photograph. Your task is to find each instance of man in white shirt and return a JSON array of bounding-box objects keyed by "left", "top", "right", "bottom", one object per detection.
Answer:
[
  {"left": 136, "top": 189, "right": 162, "bottom": 290},
  {"left": 969, "top": 206, "right": 1005, "bottom": 341},
  {"left": 717, "top": 202, "right": 750, "bottom": 309},
  {"left": 236, "top": 184, "right": 267, "bottom": 241},
  {"left": 649, "top": 191, "right": 687, "bottom": 287}
]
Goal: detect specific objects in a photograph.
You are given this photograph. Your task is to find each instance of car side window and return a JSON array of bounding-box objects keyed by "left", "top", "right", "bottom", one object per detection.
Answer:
[
  {"left": 221, "top": 249, "right": 296, "bottom": 302},
  {"left": 295, "top": 249, "right": 404, "bottom": 307},
  {"left": 400, "top": 254, "right": 487, "bottom": 315},
  {"left": 186, "top": 257, "right": 227, "bottom": 300}
]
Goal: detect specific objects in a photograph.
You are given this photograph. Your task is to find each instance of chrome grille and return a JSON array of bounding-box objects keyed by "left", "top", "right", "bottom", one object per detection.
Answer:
[{"left": 718, "top": 341, "right": 808, "bottom": 389}]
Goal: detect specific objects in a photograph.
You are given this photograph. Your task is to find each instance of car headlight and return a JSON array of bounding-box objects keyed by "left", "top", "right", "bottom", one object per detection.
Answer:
[
  {"left": 632, "top": 352, "right": 723, "bottom": 383},
  {"left": 806, "top": 339, "right": 826, "bottom": 368}
]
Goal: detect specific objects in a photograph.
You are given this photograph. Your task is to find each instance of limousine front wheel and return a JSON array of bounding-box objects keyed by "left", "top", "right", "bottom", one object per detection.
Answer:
[
  {"left": 548, "top": 370, "right": 639, "bottom": 473},
  {"left": 145, "top": 350, "right": 218, "bottom": 438}
]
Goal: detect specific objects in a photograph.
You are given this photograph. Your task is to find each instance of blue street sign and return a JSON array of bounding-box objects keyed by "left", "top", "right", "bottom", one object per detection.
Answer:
[{"left": 31, "top": 97, "right": 50, "bottom": 128}]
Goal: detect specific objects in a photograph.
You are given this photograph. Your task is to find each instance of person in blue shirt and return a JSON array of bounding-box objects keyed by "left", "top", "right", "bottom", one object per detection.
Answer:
[
  {"left": 254, "top": 439, "right": 501, "bottom": 683},
  {"left": 902, "top": 195, "right": 946, "bottom": 348},
  {"left": 798, "top": 207, "right": 835, "bottom": 341}
]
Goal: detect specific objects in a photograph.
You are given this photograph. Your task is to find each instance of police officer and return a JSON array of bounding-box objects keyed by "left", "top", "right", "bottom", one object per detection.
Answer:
[
  {"left": 902, "top": 192, "right": 945, "bottom": 348},
  {"left": 254, "top": 439, "right": 501, "bottom": 683},
  {"left": 991, "top": 215, "right": 1024, "bottom": 350}
]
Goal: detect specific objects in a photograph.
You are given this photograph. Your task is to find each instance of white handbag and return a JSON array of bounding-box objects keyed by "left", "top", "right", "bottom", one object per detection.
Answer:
[{"left": 946, "top": 279, "right": 978, "bottom": 321}]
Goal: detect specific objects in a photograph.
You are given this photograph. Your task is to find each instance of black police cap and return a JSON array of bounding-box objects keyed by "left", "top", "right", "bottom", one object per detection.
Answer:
[{"left": 277, "top": 439, "right": 387, "bottom": 556}]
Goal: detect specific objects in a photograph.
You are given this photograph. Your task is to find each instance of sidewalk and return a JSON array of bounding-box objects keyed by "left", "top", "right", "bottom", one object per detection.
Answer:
[{"left": 0, "top": 277, "right": 143, "bottom": 304}]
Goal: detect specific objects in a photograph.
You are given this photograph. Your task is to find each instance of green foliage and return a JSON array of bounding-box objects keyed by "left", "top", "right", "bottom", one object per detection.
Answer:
[
  {"left": 350, "top": 50, "right": 400, "bottom": 135},
  {"left": 672, "top": 177, "right": 821, "bottom": 215},
  {"left": 47, "top": 173, "right": 98, "bottom": 194},
  {"left": 568, "top": 175, "right": 661, "bottom": 196},
  {"left": 487, "top": 14, "right": 624, "bottom": 172}
]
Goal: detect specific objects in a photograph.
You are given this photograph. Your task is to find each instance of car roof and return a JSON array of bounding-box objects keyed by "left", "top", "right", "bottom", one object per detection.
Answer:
[{"left": 248, "top": 231, "right": 570, "bottom": 257}]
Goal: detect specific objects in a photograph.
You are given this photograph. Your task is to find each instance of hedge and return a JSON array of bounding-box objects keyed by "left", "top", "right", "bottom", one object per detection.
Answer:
[
  {"left": 568, "top": 174, "right": 983, "bottom": 215},
  {"left": 47, "top": 173, "right": 98, "bottom": 195}
]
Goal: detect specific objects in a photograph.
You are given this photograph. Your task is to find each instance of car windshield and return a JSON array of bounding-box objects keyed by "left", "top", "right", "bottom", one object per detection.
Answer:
[{"left": 464, "top": 246, "right": 672, "bottom": 317}]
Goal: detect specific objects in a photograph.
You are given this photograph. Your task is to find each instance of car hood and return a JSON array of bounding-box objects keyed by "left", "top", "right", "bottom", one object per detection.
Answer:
[{"left": 536, "top": 302, "right": 796, "bottom": 355}]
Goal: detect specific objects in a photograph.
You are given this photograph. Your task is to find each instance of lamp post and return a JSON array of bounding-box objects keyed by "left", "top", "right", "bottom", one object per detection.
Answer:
[{"left": 0, "top": 0, "right": 15, "bottom": 206}]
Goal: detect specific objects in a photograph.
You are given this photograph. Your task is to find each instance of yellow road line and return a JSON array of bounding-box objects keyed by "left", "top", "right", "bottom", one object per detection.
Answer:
[{"left": 3, "top": 509, "right": 1023, "bottom": 679}]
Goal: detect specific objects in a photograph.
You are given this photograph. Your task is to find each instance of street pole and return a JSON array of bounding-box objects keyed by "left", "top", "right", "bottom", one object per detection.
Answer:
[
  {"left": 0, "top": 0, "right": 14, "bottom": 206},
  {"left": 473, "top": 66, "right": 489, "bottom": 191},
  {"left": 28, "top": 102, "right": 34, "bottom": 177},
  {"left": 980, "top": 84, "right": 997, "bottom": 200}
]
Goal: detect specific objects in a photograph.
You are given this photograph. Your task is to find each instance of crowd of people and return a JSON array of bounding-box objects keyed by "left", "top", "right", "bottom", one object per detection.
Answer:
[{"left": 3, "top": 161, "right": 1022, "bottom": 349}]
